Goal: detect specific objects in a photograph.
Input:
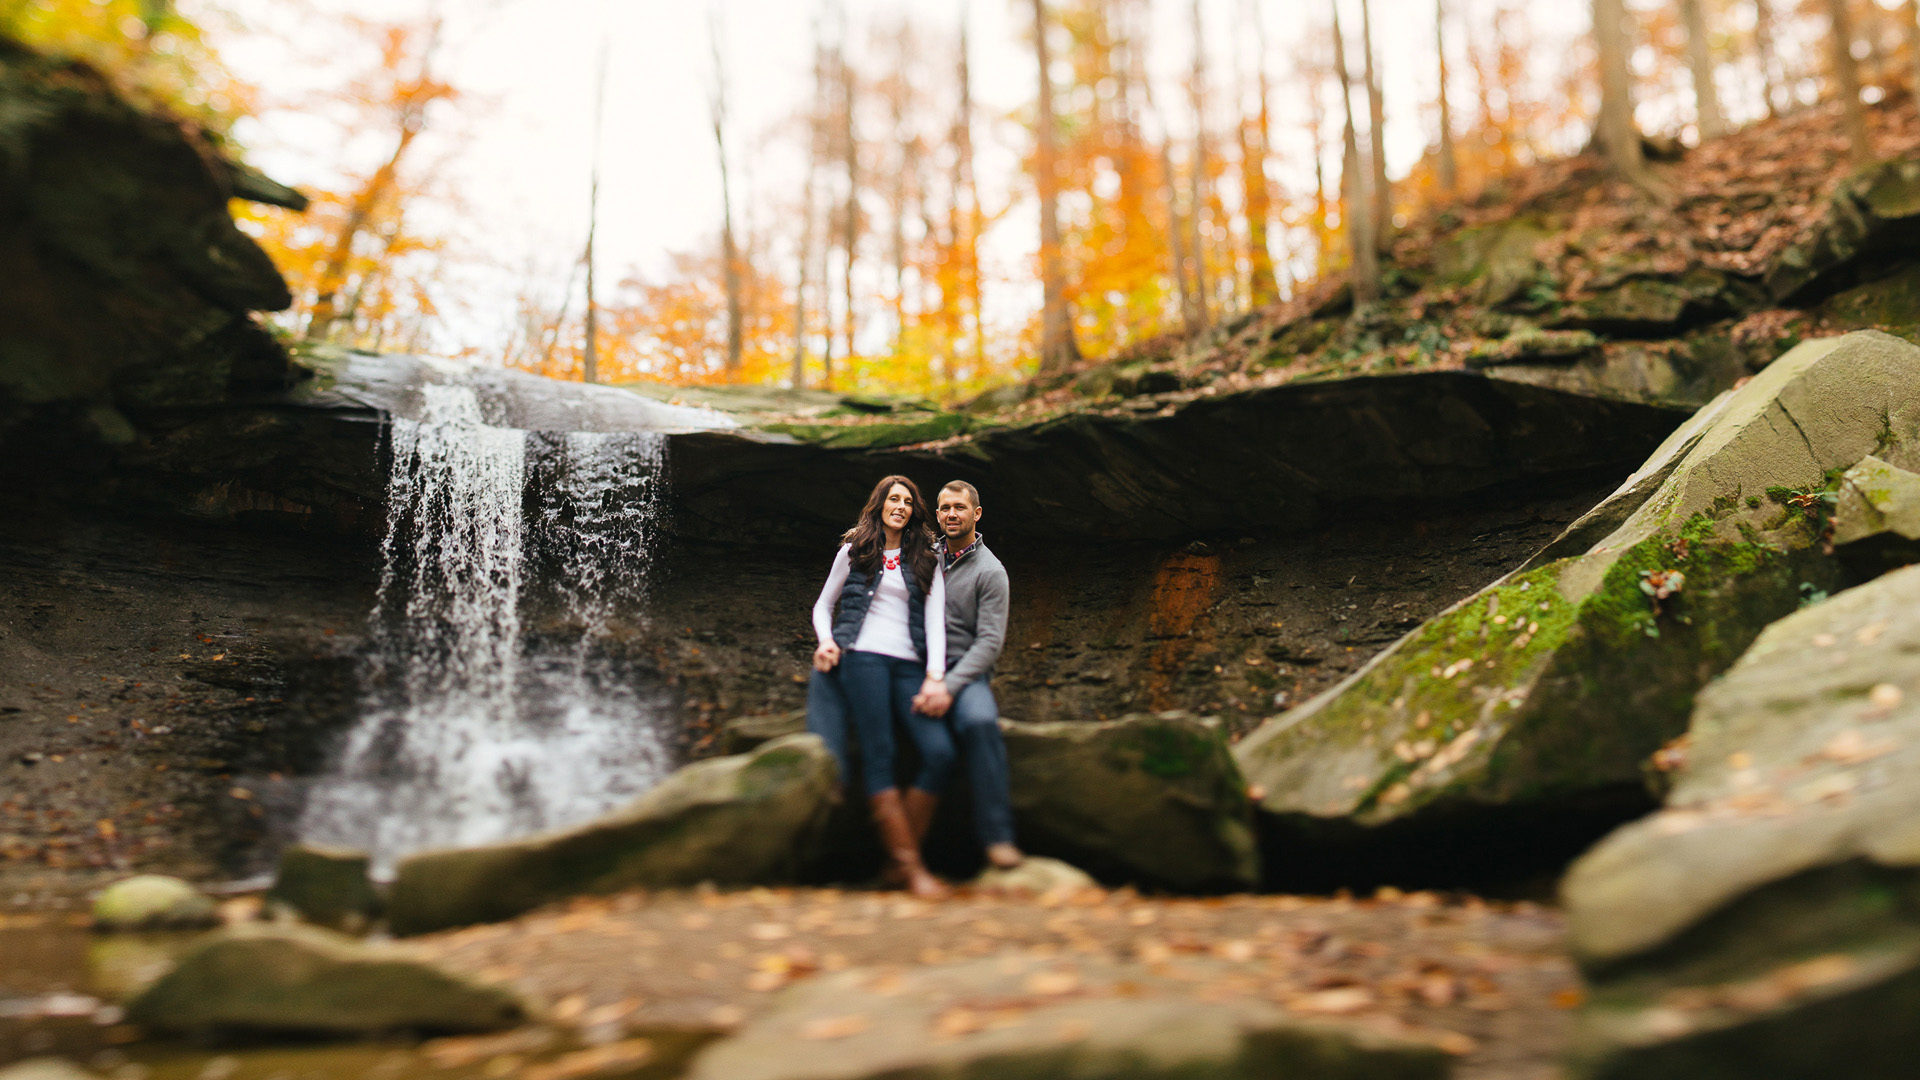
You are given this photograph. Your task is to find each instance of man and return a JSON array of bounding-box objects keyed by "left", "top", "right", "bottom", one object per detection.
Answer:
[{"left": 911, "top": 480, "right": 1022, "bottom": 870}]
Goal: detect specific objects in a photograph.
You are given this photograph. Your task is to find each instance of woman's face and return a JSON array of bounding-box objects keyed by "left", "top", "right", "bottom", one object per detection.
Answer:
[{"left": 881, "top": 484, "right": 914, "bottom": 535}]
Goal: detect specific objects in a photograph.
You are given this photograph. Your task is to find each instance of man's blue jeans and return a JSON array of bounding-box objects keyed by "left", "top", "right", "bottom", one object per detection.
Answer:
[{"left": 807, "top": 669, "right": 1015, "bottom": 848}]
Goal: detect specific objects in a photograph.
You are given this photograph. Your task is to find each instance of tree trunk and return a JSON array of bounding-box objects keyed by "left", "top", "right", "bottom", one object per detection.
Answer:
[
  {"left": 1186, "top": 0, "right": 1211, "bottom": 329},
  {"left": 1359, "top": 0, "right": 1390, "bottom": 251},
  {"left": 1435, "top": 0, "right": 1458, "bottom": 194},
  {"left": 1679, "top": 0, "right": 1724, "bottom": 140},
  {"left": 1592, "top": 0, "right": 1656, "bottom": 190},
  {"left": 791, "top": 42, "right": 822, "bottom": 390},
  {"left": 1031, "top": 0, "right": 1081, "bottom": 374},
  {"left": 1242, "top": 0, "right": 1280, "bottom": 308},
  {"left": 1826, "top": 0, "right": 1873, "bottom": 167},
  {"left": 1753, "top": 0, "right": 1782, "bottom": 118},
  {"left": 839, "top": 48, "right": 859, "bottom": 374},
  {"left": 710, "top": 21, "right": 743, "bottom": 381},
  {"left": 1331, "top": 1, "right": 1378, "bottom": 304},
  {"left": 956, "top": 8, "right": 984, "bottom": 383}
]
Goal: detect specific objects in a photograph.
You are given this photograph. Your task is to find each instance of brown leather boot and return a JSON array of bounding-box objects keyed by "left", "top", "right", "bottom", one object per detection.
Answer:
[
  {"left": 903, "top": 787, "right": 940, "bottom": 845},
  {"left": 870, "top": 789, "right": 948, "bottom": 899}
]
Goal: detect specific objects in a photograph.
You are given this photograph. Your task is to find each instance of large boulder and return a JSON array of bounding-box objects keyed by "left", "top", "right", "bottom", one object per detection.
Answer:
[
  {"left": 1234, "top": 332, "right": 1920, "bottom": 839},
  {"left": 684, "top": 956, "right": 1452, "bottom": 1080},
  {"left": 124, "top": 922, "right": 524, "bottom": 1035},
  {"left": 90, "top": 875, "right": 218, "bottom": 932},
  {"left": 387, "top": 733, "right": 839, "bottom": 934},
  {"left": 1563, "top": 562, "right": 1920, "bottom": 1079},
  {"left": 1004, "top": 712, "right": 1258, "bottom": 892}
]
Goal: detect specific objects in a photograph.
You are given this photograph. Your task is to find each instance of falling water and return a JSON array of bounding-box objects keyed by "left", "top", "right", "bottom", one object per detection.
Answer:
[{"left": 299, "top": 384, "right": 673, "bottom": 870}]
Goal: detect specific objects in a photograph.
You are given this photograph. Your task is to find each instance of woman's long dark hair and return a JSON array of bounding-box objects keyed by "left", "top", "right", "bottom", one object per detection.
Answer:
[{"left": 841, "top": 474, "right": 937, "bottom": 592}]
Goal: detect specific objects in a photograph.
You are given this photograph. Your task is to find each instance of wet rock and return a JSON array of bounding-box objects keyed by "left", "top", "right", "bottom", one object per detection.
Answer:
[
  {"left": 387, "top": 734, "right": 839, "bottom": 934},
  {"left": 124, "top": 922, "right": 524, "bottom": 1035},
  {"left": 1819, "top": 261, "right": 1920, "bottom": 334},
  {"left": 90, "top": 875, "right": 218, "bottom": 932},
  {"left": 1235, "top": 331, "right": 1920, "bottom": 837},
  {"left": 684, "top": 956, "right": 1451, "bottom": 1080},
  {"left": 266, "top": 844, "right": 381, "bottom": 932},
  {"left": 1564, "top": 563, "right": 1920, "bottom": 1079},
  {"left": 1832, "top": 454, "right": 1920, "bottom": 576},
  {"left": 972, "top": 855, "right": 1097, "bottom": 898},
  {"left": 1004, "top": 712, "right": 1258, "bottom": 892},
  {"left": 0, "top": 1060, "right": 101, "bottom": 1080},
  {"left": 1765, "top": 158, "right": 1920, "bottom": 302}
]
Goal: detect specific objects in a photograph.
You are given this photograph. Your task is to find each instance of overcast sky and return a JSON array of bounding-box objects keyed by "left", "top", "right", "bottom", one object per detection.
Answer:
[{"left": 211, "top": 0, "right": 1603, "bottom": 361}]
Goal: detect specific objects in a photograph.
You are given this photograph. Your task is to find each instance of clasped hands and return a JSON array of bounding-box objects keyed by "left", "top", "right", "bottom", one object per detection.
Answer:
[{"left": 812, "top": 642, "right": 951, "bottom": 716}]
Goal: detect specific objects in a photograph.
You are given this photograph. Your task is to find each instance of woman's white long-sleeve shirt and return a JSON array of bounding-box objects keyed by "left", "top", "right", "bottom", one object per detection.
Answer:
[{"left": 811, "top": 544, "right": 946, "bottom": 678}]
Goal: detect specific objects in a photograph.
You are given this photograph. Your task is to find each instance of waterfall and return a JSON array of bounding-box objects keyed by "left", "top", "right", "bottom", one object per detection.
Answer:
[{"left": 299, "top": 384, "right": 673, "bottom": 871}]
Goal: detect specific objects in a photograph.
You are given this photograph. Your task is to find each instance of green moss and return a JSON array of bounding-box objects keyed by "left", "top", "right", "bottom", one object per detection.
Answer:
[
  {"left": 1127, "top": 721, "right": 1221, "bottom": 779},
  {"left": 759, "top": 411, "right": 969, "bottom": 448}
]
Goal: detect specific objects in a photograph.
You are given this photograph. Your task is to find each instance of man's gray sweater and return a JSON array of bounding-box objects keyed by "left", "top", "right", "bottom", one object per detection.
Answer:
[{"left": 942, "top": 537, "right": 1009, "bottom": 691}]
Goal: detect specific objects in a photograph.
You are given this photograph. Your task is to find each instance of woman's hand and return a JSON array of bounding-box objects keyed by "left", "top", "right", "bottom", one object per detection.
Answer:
[
  {"left": 914, "top": 677, "right": 951, "bottom": 717},
  {"left": 812, "top": 642, "right": 841, "bottom": 672}
]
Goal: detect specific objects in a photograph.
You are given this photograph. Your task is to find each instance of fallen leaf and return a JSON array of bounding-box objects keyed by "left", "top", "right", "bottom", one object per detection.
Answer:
[
  {"left": 800, "top": 1013, "right": 870, "bottom": 1040},
  {"left": 521, "top": 1039, "right": 653, "bottom": 1080},
  {"left": 1291, "top": 986, "right": 1375, "bottom": 1014}
]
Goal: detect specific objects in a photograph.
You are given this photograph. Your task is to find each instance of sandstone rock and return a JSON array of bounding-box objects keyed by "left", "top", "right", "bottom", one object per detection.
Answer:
[
  {"left": 1235, "top": 332, "right": 1920, "bottom": 835},
  {"left": 1004, "top": 712, "right": 1257, "bottom": 892},
  {"left": 1832, "top": 454, "right": 1920, "bottom": 576},
  {"left": 90, "top": 875, "right": 218, "bottom": 932},
  {"left": 0, "top": 1060, "right": 100, "bottom": 1080},
  {"left": 684, "top": 956, "right": 1451, "bottom": 1080},
  {"left": 1766, "top": 158, "right": 1920, "bottom": 302},
  {"left": 1564, "top": 563, "right": 1920, "bottom": 1079},
  {"left": 124, "top": 922, "right": 524, "bottom": 1035},
  {"left": 1551, "top": 269, "right": 1750, "bottom": 335},
  {"left": 387, "top": 734, "right": 839, "bottom": 934},
  {"left": 266, "top": 844, "right": 382, "bottom": 932},
  {"left": 972, "top": 855, "right": 1097, "bottom": 897}
]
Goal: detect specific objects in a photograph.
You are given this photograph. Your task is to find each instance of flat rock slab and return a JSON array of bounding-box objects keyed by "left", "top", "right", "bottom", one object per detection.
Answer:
[
  {"left": 412, "top": 887, "right": 1574, "bottom": 1080},
  {"left": 1235, "top": 331, "right": 1920, "bottom": 833},
  {"left": 685, "top": 955, "right": 1453, "bottom": 1080},
  {"left": 1564, "top": 563, "right": 1920, "bottom": 1077},
  {"left": 388, "top": 734, "right": 839, "bottom": 935},
  {"left": 124, "top": 922, "right": 525, "bottom": 1036}
]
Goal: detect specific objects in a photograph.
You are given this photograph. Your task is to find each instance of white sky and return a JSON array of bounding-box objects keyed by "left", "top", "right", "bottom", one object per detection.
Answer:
[{"left": 208, "top": 0, "right": 1619, "bottom": 363}]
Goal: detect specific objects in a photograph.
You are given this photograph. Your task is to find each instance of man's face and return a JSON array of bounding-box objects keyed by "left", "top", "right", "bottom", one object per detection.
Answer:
[{"left": 936, "top": 489, "right": 982, "bottom": 540}]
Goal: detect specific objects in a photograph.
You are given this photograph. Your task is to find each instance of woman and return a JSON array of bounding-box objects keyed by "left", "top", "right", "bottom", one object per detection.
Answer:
[{"left": 809, "top": 475, "right": 953, "bottom": 899}]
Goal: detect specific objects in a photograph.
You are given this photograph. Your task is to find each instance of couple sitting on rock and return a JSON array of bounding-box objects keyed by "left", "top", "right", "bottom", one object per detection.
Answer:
[{"left": 807, "top": 474, "right": 1021, "bottom": 898}]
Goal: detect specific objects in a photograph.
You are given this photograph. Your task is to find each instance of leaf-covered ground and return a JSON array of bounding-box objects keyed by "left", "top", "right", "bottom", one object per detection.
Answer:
[{"left": 412, "top": 885, "right": 1579, "bottom": 1080}]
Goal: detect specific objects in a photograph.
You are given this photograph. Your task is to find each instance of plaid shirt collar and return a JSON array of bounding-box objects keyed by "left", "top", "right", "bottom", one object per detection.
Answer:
[{"left": 940, "top": 531, "right": 984, "bottom": 569}]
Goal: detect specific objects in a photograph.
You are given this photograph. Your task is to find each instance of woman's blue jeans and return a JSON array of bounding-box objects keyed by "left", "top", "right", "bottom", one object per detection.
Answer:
[
  {"left": 826, "top": 650, "right": 957, "bottom": 798},
  {"left": 807, "top": 661, "right": 1014, "bottom": 847}
]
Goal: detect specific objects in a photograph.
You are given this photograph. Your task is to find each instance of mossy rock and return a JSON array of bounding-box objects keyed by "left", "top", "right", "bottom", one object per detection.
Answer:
[
  {"left": 1564, "top": 563, "right": 1920, "bottom": 1079},
  {"left": 91, "top": 875, "right": 219, "bottom": 932},
  {"left": 1430, "top": 214, "right": 1558, "bottom": 306},
  {"left": 1821, "top": 261, "right": 1920, "bottom": 335},
  {"left": 1766, "top": 159, "right": 1920, "bottom": 302},
  {"left": 386, "top": 734, "right": 839, "bottom": 934},
  {"left": 758, "top": 411, "right": 968, "bottom": 448},
  {"left": 1552, "top": 269, "right": 1751, "bottom": 334},
  {"left": 125, "top": 922, "right": 524, "bottom": 1036},
  {"left": 1004, "top": 711, "right": 1257, "bottom": 892},
  {"left": 1235, "top": 331, "right": 1920, "bottom": 831}
]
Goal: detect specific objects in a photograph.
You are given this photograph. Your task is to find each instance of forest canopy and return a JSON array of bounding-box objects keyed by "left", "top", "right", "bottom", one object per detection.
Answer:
[{"left": 6, "top": 0, "right": 1915, "bottom": 397}]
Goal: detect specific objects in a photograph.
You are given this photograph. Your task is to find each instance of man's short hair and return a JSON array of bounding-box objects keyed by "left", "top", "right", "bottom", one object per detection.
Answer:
[{"left": 940, "top": 480, "right": 981, "bottom": 508}]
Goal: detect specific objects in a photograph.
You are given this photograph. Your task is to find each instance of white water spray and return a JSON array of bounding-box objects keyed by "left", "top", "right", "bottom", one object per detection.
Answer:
[{"left": 299, "top": 384, "right": 673, "bottom": 869}]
